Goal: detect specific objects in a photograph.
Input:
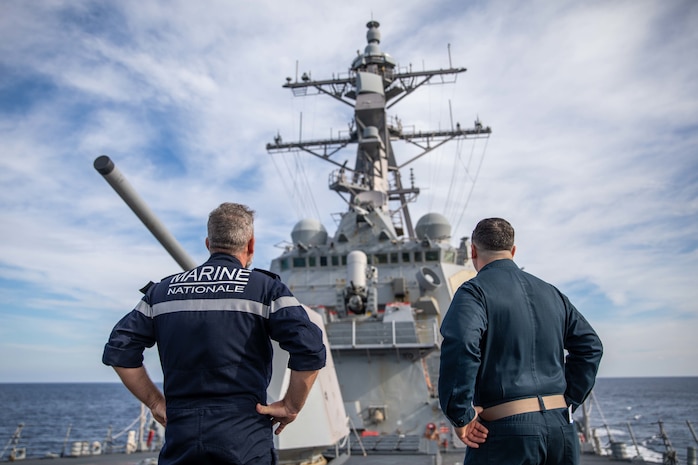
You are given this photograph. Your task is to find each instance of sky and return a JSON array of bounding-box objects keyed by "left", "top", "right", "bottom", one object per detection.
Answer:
[{"left": 0, "top": 0, "right": 696, "bottom": 382}]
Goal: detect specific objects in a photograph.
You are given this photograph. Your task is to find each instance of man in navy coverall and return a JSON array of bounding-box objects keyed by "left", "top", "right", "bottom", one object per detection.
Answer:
[
  {"left": 439, "top": 218, "right": 602, "bottom": 465},
  {"left": 103, "top": 203, "right": 326, "bottom": 465}
]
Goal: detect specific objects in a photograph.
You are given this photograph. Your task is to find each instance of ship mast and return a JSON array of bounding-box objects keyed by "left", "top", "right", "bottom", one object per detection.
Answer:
[{"left": 267, "top": 20, "right": 490, "bottom": 240}]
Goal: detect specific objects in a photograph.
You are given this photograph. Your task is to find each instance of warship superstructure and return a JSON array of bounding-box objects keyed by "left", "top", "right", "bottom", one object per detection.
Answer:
[{"left": 266, "top": 19, "right": 491, "bottom": 455}]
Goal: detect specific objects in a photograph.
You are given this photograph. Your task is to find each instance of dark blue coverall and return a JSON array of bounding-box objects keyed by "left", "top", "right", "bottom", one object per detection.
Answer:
[
  {"left": 103, "top": 253, "right": 326, "bottom": 465},
  {"left": 439, "top": 259, "right": 602, "bottom": 465}
]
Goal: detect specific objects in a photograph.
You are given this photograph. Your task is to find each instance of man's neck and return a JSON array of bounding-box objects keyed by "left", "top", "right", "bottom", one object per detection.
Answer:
[
  {"left": 475, "top": 250, "right": 514, "bottom": 271},
  {"left": 210, "top": 249, "right": 249, "bottom": 267}
]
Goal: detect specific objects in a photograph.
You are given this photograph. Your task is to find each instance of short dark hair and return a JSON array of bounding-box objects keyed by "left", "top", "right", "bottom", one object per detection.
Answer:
[
  {"left": 207, "top": 203, "right": 255, "bottom": 253},
  {"left": 472, "top": 218, "right": 514, "bottom": 251}
]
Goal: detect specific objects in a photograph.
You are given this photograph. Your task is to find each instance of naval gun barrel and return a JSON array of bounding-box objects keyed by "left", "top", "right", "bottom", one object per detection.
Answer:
[{"left": 94, "top": 155, "right": 197, "bottom": 271}]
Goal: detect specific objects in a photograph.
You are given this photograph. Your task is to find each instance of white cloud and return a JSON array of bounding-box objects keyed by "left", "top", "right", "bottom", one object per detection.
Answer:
[{"left": 0, "top": 0, "right": 697, "bottom": 381}]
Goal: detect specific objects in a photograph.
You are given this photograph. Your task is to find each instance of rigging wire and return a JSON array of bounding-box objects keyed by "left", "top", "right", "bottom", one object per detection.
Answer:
[
  {"left": 293, "top": 151, "right": 322, "bottom": 221},
  {"left": 268, "top": 93, "right": 324, "bottom": 222},
  {"left": 443, "top": 136, "right": 465, "bottom": 220},
  {"left": 426, "top": 142, "right": 444, "bottom": 213},
  {"left": 269, "top": 152, "right": 303, "bottom": 219},
  {"left": 444, "top": 134, "right": 478, "bottom": 222},
  {"left": 268, "top": 96, "right": 306, "bottom": 220},
  {"left": 282, "top": 152, "right": 311, "bottom": 219},
  {"left": 426, "top": 83, "right": 459, "bottom": 214},
  {"left": 454, "top": 136, "right": 489, "bottom": 234}
]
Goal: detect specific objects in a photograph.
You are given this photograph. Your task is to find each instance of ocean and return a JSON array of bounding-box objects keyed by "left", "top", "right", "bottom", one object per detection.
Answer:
[
  {"left": 0, "top": 383, "right": 146, "bottom": 460},
  {"left": 0, "top": 378, "right": 697, "bottom": 462},
  {"left": 580, "top": 377, "right": 698, "bottom": 463}
]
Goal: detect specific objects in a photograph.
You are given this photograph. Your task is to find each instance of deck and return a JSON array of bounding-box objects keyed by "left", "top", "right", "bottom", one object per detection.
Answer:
[{"left": 6, "top": 451, "right": 647, "bottom": 465}]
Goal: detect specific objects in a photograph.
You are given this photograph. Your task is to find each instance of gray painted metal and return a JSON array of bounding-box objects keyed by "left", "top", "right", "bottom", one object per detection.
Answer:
[
  {"left": 93, "top": 155, "right": 197, "bottom": 271},
  {"left": 266, "top": 20, "right": 489, "bottom": 444}
]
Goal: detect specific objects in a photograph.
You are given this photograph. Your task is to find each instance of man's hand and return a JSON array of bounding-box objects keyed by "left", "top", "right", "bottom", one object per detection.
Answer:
[
  {"left": 257, "top": 369, "right": 319, "bottom": 435},
  {"left": 113, "top": 366, "right": 167, "bottom": 427},
  {"left": 149, "top": 398, "right": 167, "bottom": 427},
  {"left": 454, "top": 406, "right": 489, "bottom": 448},
  {"left": 256, "top": 400, "right": 298, "bottom": 435}
]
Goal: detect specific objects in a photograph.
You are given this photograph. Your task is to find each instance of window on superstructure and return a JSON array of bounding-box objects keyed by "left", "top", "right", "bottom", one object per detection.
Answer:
[
  {"left": 443, "top": 250, "right": 456, "bottom": 264},
  {"left": 425, "top": 251, "right": 440, "bottom": 262},
  {"left": 341, "top": 255, "right": 347, "bottom": 266},
  {"left": 320, "top": 256, "right": 328, "bottom": 267},
  {"left": 374, "top": 253, "right": 388, "bottom": 264},
  {"left": 280, "top": 258, "right": 289, "bottom": 271},
  {"left": 414, "top": 252, "right": 423, "bottom": 262},
  {"left": 402, "top": 252, "right": 411, "bottom": 263},
  {"left": 293, "top": 257, "right": 306, "bottom": 268},
  {"left": 308, "top": 256, "right": 317, "bottom": 267},
  {"left": 331, "top": 256, "right": 340, "bottom": 266},
  {"left": 390, "top": 252, "right": 398, "bottom": 263}
]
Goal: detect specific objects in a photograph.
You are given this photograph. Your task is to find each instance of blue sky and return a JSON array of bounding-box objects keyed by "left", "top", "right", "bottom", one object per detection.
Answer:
[{"left": 0, "top": 0, "right": 696, "bottom": 382}]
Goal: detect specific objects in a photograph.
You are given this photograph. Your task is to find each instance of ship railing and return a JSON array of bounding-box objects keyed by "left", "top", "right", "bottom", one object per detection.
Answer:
[
  {"left": 326, "top": 319, "right": 439, "bottom": 351},
  {"left": 587, "top": 419, "right": 698, "bottom": 464},
  {"left": 328, "top": 169, "right": 369, "bottom": 193}
]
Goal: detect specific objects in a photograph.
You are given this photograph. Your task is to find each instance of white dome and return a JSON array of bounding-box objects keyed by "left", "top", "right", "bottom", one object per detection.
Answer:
[
  {"left": 291, "top": 219, "right": 328, "bottom": 246},
  {"left": 415, "top": 213, "right": 451, "bottom": 240}
]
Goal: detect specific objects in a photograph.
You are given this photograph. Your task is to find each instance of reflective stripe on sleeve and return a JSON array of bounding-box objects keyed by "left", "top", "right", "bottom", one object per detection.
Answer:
[
  {"left": 135, "top": 300, "right": 153, "bottom": 317},
  {"left": 271, "top": 295, "right": 302, "bottom": 314}
]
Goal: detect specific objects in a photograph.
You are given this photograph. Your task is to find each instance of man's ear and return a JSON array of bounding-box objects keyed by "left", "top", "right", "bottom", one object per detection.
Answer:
[
  {"left": 247, "top": 236, "right": 255, "bottom": 256},
  {"left": 205, "top": 237, "right": 210, "bottom": 251}
]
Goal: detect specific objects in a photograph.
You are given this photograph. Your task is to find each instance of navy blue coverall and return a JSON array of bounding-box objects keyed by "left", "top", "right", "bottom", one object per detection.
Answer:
[
  {"left": 103, "top": 253, "right": 326, "bottom": 465},
  {"left": 439, "top": 259, "right": 602, "bottom": 465}
]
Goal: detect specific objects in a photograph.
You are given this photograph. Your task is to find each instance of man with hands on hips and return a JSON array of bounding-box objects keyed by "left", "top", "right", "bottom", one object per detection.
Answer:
[{"left": 439, "top": 218, "right": 602, "bottom": 465}]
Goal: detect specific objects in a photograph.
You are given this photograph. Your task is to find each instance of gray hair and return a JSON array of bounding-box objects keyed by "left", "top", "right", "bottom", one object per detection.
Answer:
[
  {"left": 472, "top": 218, "right": 515, "bottom": 251},
  {"left": 207, "top": 203, "right": 255, "bottom": 253}
]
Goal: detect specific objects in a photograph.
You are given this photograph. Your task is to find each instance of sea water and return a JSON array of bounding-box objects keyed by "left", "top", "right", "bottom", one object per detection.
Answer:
[
  {"left": 0, "top": 383, "right": 145, "bottom": 460},
  {"left": 578, "top": 377, "right": 698, "bottom": 463},
  {"left": 1, "top": 378, "right": 697, "bottom": 462}
]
